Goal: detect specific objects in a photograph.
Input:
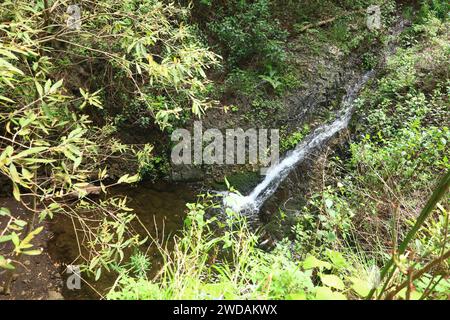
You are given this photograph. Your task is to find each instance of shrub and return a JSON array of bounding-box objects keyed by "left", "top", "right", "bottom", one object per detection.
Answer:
[{"left": 207, "top": 0, "right": 288, "bottom": 69}]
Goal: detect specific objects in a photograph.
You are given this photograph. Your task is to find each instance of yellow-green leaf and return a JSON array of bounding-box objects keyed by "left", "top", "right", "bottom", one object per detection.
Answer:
[
  {"left": 321, "top": 274, "right": 345, "bottom": 290},
  {"left": 12, "top": 182, "right": 20, "bottom": 201},
  {"left": 23, "top": 249, "right": 43, "bottom": 256},
  {"left": 13, "top": 147, "right": 47, "bottom": 160},
  {"left": 315, "top": 287, "right": 347, "bottom": 300},
  {"left": 9, "top": 163, "right": 20, "bottom": 183},
  {"left": 349, "top": 277, "right": 371, "bottom": 297},
  {"left": 303, "top": 255, "right": 332, "bottom": 270}
]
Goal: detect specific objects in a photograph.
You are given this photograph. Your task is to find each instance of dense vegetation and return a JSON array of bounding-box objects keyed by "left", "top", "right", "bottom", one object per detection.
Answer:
[{"left": 0, "top": 0, "right": 448, "bottom": 300}]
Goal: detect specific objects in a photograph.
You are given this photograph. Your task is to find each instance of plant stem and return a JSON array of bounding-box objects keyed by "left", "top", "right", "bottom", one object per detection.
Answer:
[
  {"left": 386, "top": 250, "right": 450, "bottom": 299},
  {"left": 367, "top": 170, "right": 450, "bottom": 299}
]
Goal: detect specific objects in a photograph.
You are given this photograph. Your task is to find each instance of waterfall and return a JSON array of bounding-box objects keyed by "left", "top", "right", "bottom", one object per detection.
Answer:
[{"left": 223, "top": 70, "right": 375, "bottom": 214}]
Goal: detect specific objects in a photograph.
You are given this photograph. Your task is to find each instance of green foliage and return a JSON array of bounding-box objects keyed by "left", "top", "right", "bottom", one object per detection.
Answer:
[
  {"left": 207, "top": 0, "right": 287, "bottom": 70},
  {"left": 351, "top": 122, "right": 448, "bottom": 189},
  {"left": 108, "top": 191, "right": 446, "bottom": 300},
  {"left": 418, "top": 0, "right": 449, "bottom": 22},
  {"left": 293, "top": 14, "right": 450, "bottom": 300},
  {"left": 369, "top": 171, "right": 449, "bottom": 300},
  {"left": 223, "top": 69, "right": 263, "bottom": 97},
  {"left": 136, "top": 145, "right": 170, "bottom": 181},
  {"left": 329, "top": 20, "right": 349, "bottom": 44},
  {"left": 0, "top": 207, "right": 43, "bottom": 265},
  {"left": 53, "top": 0, "right": 219, "bottom": 129},
  {"left": 0, "top": 1, "right": 151, "bottom": 279},
  {"left": 107, "top": 195, "right": 354, "bottom": 300},
  {"left": 1, "top": 0, "right": 449, "bottom": 300},
  {"left": 106, "top": 8, "right": 450, "bottom": 301},
  {"left": 351, "top": 15, "right": 449, "bottom": 192},
  {"left": 361, "top": 52, "right": 378, "bottom": 70},
  {"left": 280, "top": 125, "right": 311, "bottom": 152}
]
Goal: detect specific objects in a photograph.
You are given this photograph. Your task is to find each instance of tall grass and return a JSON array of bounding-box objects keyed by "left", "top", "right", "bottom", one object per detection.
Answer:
[{"left": 368, "top": 170, "right": 450, "bottom": 299}]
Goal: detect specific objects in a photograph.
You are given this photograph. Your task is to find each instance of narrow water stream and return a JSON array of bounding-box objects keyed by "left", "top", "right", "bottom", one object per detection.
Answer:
[
  {"left": 223, "top": 19, "right": 407, "bottom": 215},
  {"left": 223, "top": 71, "right": 375, "bottom": 214}
]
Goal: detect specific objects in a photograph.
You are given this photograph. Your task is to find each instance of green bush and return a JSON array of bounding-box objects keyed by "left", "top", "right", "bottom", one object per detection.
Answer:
[
  {"left": 207, "top": 0, "right": 288, "bottom": 69},
  {"left": 418, "top": 0, "right": 449, "bottom": 22},
  {"left": 280, "top": 125, "right": 311, "bottom": 153},
  {"left": 107, "top": 196, "right": 355, "bottom": 300}
]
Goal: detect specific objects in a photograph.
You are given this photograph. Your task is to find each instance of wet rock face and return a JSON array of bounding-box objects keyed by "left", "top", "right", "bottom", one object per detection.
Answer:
[
  {"left": 260, "top": 130, "right": 348, "bottom": 220},
  {"left": 259, "top": 20, "right": 410, "bottom": 223},
  {"left": 260, "top": 164, "right": 310, "bottom": 219},
  {"left": 282, "top": 55, "right": 361, "bottom": 127},
  {"left": 168, "top": 16, "right": 402, "bottom": 189},
  {"left": 196, "top": 41, "right": 366, "bottom": 186},
  {"left": 171, "top": 164, "right": 204, "bottom": 182}
]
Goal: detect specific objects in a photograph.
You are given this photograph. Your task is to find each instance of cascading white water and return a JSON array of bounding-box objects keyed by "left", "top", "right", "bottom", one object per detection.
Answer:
[{"left": 223, "top": 71, "right": 375, "bottom": 214}]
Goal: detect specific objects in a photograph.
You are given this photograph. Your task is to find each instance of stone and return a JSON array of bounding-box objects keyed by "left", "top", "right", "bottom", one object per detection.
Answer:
[
  {"left": 171, "top": 164, "right": 204, "bottom": 182},
  {"left": 367, "top": 5, "right": 381, "bottom": 31},
  {"left": 47, "top": 290, "right": 64, "bottom": 300}
]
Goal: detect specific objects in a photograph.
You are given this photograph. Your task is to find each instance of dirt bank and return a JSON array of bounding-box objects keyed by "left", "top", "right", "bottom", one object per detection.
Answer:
[{"left": 0, "top": 198, "right": 63, "bottom": 300}]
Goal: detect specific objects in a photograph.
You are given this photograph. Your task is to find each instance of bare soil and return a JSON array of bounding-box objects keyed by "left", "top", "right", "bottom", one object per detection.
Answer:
[{"left": 0, "top": 198, "right": 64, "bottom": 300}]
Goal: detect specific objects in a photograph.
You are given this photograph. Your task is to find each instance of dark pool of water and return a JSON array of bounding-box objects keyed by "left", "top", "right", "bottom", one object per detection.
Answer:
[{"left": 47, "top": 181, "right": 198, "bottom": 299}]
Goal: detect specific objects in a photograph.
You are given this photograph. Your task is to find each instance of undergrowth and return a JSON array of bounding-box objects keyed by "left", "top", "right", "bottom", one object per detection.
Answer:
[{"left": 107, "top": 6, "right": 449, "bottom": 301}]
